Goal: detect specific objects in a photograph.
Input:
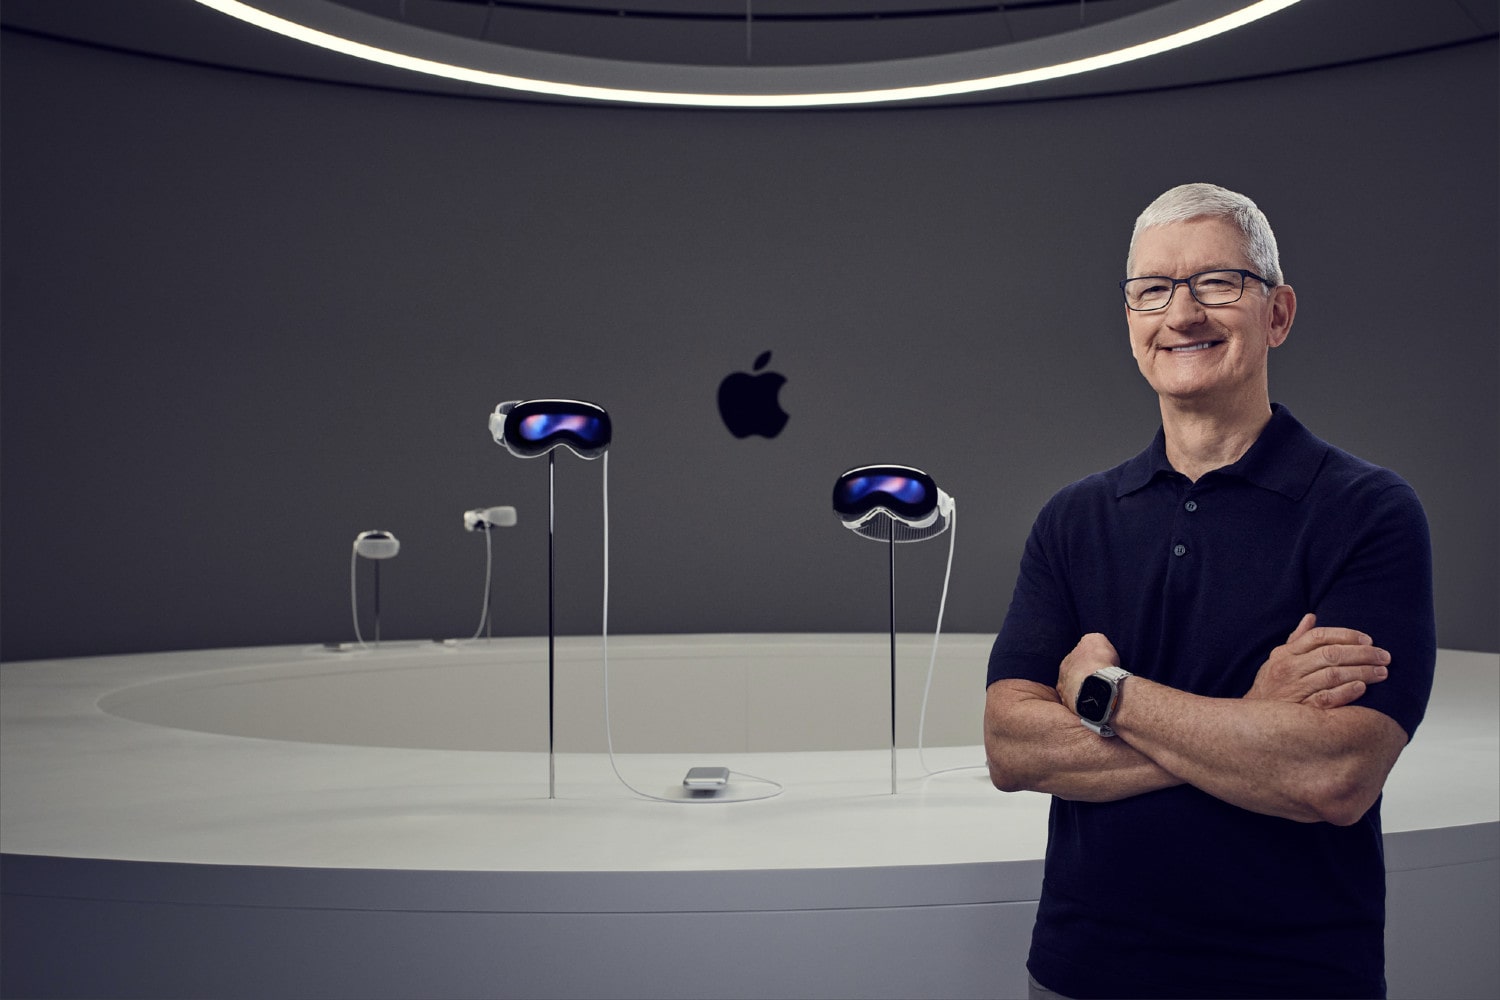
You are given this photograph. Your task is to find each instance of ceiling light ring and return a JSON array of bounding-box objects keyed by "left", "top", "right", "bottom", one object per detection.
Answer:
[{"left": 191, "top": 0, "right": 1305, "bottom": 107}]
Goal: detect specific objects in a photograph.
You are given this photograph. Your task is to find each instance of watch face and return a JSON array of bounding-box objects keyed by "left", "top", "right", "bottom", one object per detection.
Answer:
[{"left": 1077, "top": 675, "right": 1114, "bottom": 724}]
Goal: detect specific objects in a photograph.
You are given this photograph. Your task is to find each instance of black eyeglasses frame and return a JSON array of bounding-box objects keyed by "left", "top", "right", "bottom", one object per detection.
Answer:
[{"left": 1119, "top": 268, "right": 1273, "bottom": 312}]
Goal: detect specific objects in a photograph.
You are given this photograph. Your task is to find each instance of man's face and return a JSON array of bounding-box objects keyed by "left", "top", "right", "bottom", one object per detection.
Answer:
[{"left": 1125, "top": 217, "right": 1294, "bottom": 409}]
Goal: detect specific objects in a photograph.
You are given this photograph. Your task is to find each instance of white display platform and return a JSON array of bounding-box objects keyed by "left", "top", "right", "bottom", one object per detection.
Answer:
[{"left": 1, "top": 636, "right": 1496, "bottom": 999}]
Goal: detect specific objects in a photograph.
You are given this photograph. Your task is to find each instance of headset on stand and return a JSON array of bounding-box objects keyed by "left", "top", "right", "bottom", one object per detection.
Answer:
[
  {"left": 458, "top": 506, "right": 517, "bottom": 642},
  {"left": 488, "top": 398, "right": 780, "bottom": 803},
  {"left": 489, "top": 399, "right": 612, "bottom": 799},
  {"left": 350, "top": 530, "right": 400, "bottom": 647},
  {"left": 832, "top": 464, "right": 975, "bottom": 788}
]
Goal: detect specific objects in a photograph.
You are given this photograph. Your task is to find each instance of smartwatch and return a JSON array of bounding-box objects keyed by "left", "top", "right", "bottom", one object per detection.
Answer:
[{"left": 1076, "top": 666, "right": 1131, "bottom": 737}]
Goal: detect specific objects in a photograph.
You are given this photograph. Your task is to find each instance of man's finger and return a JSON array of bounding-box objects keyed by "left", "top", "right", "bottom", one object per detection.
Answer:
[
  {"left": 1285, "top": 612, "right": 1317, "bottom": 644},
  {"left": 1313, "top": 642, "right": 1391, "bottom": 668},
  {"left": 1292, "top": 626, "right": 1377, "bottom": 655},
  {"left": 1307, "top": 679, "right": 1367, "bottom": 710}
]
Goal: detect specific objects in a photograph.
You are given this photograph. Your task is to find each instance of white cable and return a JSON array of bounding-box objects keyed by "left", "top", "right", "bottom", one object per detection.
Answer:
[
  {"left": 466, "top": 523, "right": 494, "bottom": 641},
  {"left": 599, "top": 451, "right": 782, "bottom": 804},
  {"left": 349, "top": 541, "right": 370, "bottom": 648},
  {"left": 915, "top": 505, "right": 986, "bottom": 779}
]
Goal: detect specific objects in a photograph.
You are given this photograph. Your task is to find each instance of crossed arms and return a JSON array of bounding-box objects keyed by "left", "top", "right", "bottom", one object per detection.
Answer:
[{"left": 983, "top": 614, "right": 1410, "bottom": 826}]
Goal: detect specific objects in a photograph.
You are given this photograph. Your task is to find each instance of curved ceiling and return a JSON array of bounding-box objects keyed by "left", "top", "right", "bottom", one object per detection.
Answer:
[{"left": 2, "top": 0, "right": 1495, "bottom": 107}]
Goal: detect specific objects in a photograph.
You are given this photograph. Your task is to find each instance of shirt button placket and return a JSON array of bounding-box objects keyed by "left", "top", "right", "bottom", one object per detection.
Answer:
[{"left": 1174, "top": 497, "right": 1197, "bottom": 558}]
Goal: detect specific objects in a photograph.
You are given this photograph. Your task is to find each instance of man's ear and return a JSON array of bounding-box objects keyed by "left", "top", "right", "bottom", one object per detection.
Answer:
[{"left": 1267, "top": 283, "right": 1297, "bottom": 348}]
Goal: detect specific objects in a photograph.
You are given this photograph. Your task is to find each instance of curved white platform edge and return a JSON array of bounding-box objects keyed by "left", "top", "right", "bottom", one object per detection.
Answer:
[{"left": 1, "top": 637, "right": 1496, "bottom": 1000}]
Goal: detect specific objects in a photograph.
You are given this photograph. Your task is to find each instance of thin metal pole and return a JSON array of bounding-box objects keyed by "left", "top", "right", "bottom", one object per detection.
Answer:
[
  {"left": 889, "top": 531, "right": 897, "bottom": 795},
  {"left": 373, "top": 561, "right": 382, "bottom": 647},
  {"left": 548, "top": 451, "right": 556, "bottom": 799},
  {"left": 490, "top": 519, "right": 497, "bottom": 641}
]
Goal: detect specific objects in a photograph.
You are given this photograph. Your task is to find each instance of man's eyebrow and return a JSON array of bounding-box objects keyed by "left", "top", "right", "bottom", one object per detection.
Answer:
[{"left": 1133, "top": 263, "right": 1242, "bottom": 275}]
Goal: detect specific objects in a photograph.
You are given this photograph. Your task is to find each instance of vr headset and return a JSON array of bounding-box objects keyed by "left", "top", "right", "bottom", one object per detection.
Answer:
[
  {"left": 489, "top": 399, "right": 612, "bottom": 460},
  {"left": 833, "top": 464, "right": 954, "bottom": 543}
]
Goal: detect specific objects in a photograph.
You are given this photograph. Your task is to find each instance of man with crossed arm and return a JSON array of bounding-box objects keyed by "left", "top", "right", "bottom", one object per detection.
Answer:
[{"left": 985, "top": 183, "right": 1435, "bottom": 999}]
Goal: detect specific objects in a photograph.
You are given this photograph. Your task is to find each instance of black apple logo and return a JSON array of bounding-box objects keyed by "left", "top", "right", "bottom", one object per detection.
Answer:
[{"left": 717, "top": 350, "right": 789, "bottom": 439}]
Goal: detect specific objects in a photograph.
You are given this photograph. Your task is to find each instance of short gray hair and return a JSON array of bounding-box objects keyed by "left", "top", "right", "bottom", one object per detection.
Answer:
[{"left": 1126, "top": 182, "right": 1284, "bottom": 287}]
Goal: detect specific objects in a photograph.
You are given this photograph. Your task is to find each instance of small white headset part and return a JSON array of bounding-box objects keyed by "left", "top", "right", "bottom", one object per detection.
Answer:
[
  {"left": 464, "top": 506, "right": 518, "bottom": 531},
  {"left": 936, "top": 489, "right": 956, "bottom": 521},
  {"left": 488, "top": 401, "right": 519, "bottom": 445},
  {"left": 354, "top": 530, "right": 400, "bottom": 559}
]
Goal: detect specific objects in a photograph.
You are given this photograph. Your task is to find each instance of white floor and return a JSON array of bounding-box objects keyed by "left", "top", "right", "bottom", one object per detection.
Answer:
[{"left": 2, "top": 635, "right": 1496, "bottom": 998}]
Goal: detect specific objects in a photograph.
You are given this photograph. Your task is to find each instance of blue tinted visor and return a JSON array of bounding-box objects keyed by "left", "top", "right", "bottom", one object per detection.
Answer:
[
  {"left": 832, "top": 465, "right": 939, "bottom": 525},
  {"left": 495, "top": 399, "right": 611, "bottom": 459}
]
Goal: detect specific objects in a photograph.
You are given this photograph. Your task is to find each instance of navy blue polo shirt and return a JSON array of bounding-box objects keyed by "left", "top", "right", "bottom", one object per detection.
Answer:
[{"left": 988, "top": 404, "right": 1435, "bottom": 1000}]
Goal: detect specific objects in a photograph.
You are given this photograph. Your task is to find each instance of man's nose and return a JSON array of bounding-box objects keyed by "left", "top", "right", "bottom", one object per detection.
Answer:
[{"left": 1163, "top": 282, "right": 1207, "bottom": 324}]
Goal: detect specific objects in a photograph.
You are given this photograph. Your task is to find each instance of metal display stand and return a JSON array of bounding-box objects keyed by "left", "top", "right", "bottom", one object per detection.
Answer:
[
  {"left": 349, "top": 531, "right": 400, "bottom": 650},
  {"left": 371, "top": 561, "right": 384, "bottom": 646},
  {"left": 547, "top": 452, "right": 557, "bottom": 799},
  {"left": 831, "top": 464, "right": 953, "bottom": 796},
  {"left": 887, "top": 533, "right": 898, "bottom": 795},
  {"left": 488, "top": 398, "right": 611, "bottom": 800}
]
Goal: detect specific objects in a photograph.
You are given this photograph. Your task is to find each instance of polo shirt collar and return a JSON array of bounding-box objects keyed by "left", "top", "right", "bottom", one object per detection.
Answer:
[{"left": 1115, "top": 404, "right": 1327, "bottom": 501}]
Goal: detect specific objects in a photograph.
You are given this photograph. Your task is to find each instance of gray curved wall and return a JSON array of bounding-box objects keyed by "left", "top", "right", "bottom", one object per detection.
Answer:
[{"left": 2, "top": 31, "right": 1495, "bottom": 660}]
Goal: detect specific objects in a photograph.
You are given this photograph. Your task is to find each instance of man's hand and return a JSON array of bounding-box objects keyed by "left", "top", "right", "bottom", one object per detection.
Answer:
[
  {"left": 1055, "top": 632, "right": 1122, "bottom": 713},
  {"left": 1245, "top": 613, "right": 1391, "bottom": 709}
]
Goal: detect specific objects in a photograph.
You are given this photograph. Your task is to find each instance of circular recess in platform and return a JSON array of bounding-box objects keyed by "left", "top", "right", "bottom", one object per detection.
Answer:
[{"left": 96, "top": 633, "right": 991, "bottom": 754}]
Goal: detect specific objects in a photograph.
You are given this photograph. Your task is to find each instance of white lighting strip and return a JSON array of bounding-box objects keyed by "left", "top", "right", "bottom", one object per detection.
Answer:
[{"left": 190, "top": 0, "right": 1304, "bottom": 108}]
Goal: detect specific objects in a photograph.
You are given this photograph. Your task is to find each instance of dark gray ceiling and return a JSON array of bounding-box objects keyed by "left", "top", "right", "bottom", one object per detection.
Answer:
[
  {"left": 328, "top": 0, "right": 1185, "bottom": 66},
  {"left": 2, "top": 0, "right": 1495, "bottom": 106}
]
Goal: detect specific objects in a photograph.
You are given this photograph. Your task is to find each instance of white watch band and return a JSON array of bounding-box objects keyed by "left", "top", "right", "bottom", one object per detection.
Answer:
[{"left": 1079, "top": 666, "right": 1131, "bottom": 737}]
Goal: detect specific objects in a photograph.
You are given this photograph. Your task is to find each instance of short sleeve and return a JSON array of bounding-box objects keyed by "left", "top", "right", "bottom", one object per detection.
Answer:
[
  {"left": 987, "top": 501, "right": 1079, "bottom": 688},
  {"left": 1312, "top": 480, "right": 1436, "bottom": 738}
]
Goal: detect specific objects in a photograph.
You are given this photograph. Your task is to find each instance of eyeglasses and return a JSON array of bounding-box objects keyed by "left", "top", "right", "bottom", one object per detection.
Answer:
[{"left": 1119, "top": 268, "right": 1272, "bottom": 311}]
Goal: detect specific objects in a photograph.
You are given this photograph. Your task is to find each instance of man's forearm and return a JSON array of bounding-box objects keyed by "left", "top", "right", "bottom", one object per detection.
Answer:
[
  {"left": 1041, "top": 625, "right": 1406, "bottom": 823},
  {"left": 985, "top": 679, "right": 1181, "bottom": 801},
  {"left": 1107, "top": 675, "right": 1407, "bottom": 824}
]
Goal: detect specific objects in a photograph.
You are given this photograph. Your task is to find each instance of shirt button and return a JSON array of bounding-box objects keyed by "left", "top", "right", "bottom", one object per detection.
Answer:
[
  {"left": 1173, "top": 544, "right": 1187, "bottom": 557},
  {"left": 1184, "top": 500, "right": 1198, "bottom": 512}
]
